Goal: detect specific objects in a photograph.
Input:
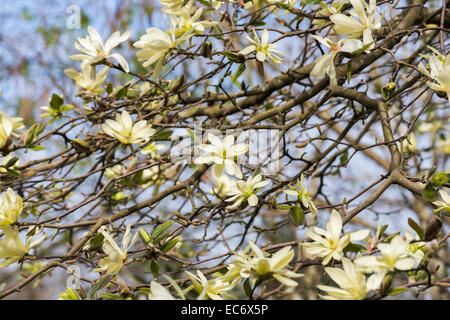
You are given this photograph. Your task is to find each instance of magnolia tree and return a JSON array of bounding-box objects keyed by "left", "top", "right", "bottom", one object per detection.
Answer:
[{"left": 0, "top": 0, "right": 449, "bottom": 300}]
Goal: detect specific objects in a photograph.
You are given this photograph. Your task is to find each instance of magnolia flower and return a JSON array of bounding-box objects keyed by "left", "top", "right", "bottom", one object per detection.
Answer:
[
  {"left": 239, "top": 28, "right": 284, "bottom": 64},
  {"left": 330, "top": 0, "right": 383, "bottom": 48},
  {"left": 231, "top": 242, "right": 303, "bottom": 287},
  {"left": 194, "top": 133, "right": 248, "bottom": 179},
  {"left": 160, "top": 0, "right": 184, "bottom": 11},
  {"left": 302, "top": 210, "right": 370, "bottom": 265},
  {"left": 94, "top": 224, "right": 138, "bottom": 275},
  {"left": 209, "top": 175, "right": 235, "bottom": 198},
  {"left": 0, "top": 112, "right": 24, "bottom": 149},
  {"left": 134, "top": 20, "right": 192, "bottom": 78},
  {"left": 402, "top": 133, "right": 417, "bottom": 153},
  {"left": 283, "top": 175, "right": 319, "bottom": 216},
  {"left": 317, "top": 257, "right": 383, "bottom": 300},
  {"left": 70, "top": 26, "right": 130, "bottom": 73},
  {"left": 355, "top": 235, "right": 416, "bottom": 275},
  {"left": 102, "top": 110, "right": 156, "bottom": 145},
  {"left": 405, "top": 229, "right": 426, "bottom": 263},
  {"left": 418, "top": 46, "right": 450, "bottom": 106},
  {"left": 185, "top": 270, "right": 236, "bottom": 300},
  {"left": 64, "top": 64, "right": 109, "bottom": 94},
  {"left": 148, "top": 275, "right": 185, "bottom": 300},
  {"left": 104, "top": 164, "right": 127, "bottom": 179},
  {"left": 0, "top": 226, "right": 46, "bottom": 269},
  {"left": 310, "top": 35, "right": 363, "bottom": 87},
  {"left": 0, "top": 188, "right": 23, "bottom": 228},
  {"left": 0, "top": 154, "right": 20, "bottom": 174},
  {"left": 171, "top": 1, "right": 218, "bottom": 35},
  {"left": 432, "top": 190, "right": 450, "bottom": 214},
  {"left": 141, "top": 142, "right": 166, "bottom": 159},
  {"left": 226, "top": 174, "right": 269, "bottom": 209},
  {"left": 313, "top": 0, "right": 349, "bottom": 26}
]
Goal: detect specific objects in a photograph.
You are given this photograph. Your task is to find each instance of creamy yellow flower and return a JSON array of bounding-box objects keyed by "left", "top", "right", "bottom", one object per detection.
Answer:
[
  {"left": 94, "top": 224, "right": 138, "bottom": 275},
  {"left": 185, "top": 270, "right": 236, "bottom": 300},
  {"left": 355, "top": 235, "right": 416, "bottom": 274},
  {"left": 195, "top": 133, "right": 248, "bottom": 179},
  {"left": 171, "top": 1, "right": 218, "bottom": 36},
  {"left": 0, "top": 226, "right": 46, "bottom": 269},
  {"left": 283, "top": 174, "right": 319, "bottom": 216},
  {"left": 134, "top": 19, "right": 193, "bottom": 78},
  {"left": 226, "top": 174, "right": 269, "bottom": 209},
  {"left": 239, "top": 28, "right": 284, "bottom": 64},
  {"left": 302, "top": 210, "right": 370, "bottom": 265},
  {"left": 310, "top": 36, "right": 363, "bottom": 86},
  {"left": 70, "top": 26, "right": 130, "bottom": 73},
  {"left": 141, "top": 142, "right": 165, "bottom": 159},
  {"left": 0, "top": 188, "right": 23, "bottom": 228},
  {"left": 148, "top": 275, "right": 185, "bottom": 300},
  {"left": 0, "top": 112, "right": 23, "bottom": 149},
  {"left": 318, "top": 257, "right": 383, "bottom": 300},
  {"left": 64, "top": 64, "right": 109, "bottom": 94},
  {"left": 329, "top": 0, "right": 383, "bottom": 48},
  {"left": 432, "top": 190, "right": 450, "bottom": 214},
  {"left": 102, "top": 110, "right": 156, "bottom": 145},
  {"left": 230, "top": 241, "right": 303, "bottom": 287},
  {"left": 418, "top": 46, "right": 450, "bottom": 106}
]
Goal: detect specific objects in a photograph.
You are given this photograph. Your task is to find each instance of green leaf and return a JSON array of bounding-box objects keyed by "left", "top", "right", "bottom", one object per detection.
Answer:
[
  {"left": 152, "top": 130, "right": 173, "bottom": 141},
  {"left": 99, "top": 292, "right": 123, "bottom": 300},
  {"left": 221, "top": 51, "right": 245, "bottom": 63},
  {"left": 381, "top": 231, "right": 401, "bottom": 243},
  {"left": 150, "top": 261, "right": 159, "bottom": 278},
  {"left": 89, "top": 274, "right": 114, "bottom": 299},
  {"left": 89, "top": 233, "right": 104, "bottom": 248},
  {"left": 422, "top": 185, "right": 438, "bottom": 202},
  {"left": 160, "top": 238, "right": 179, "bottom": 253},
  {"left": 115, "top": 86, "right": 128, "bottom": 99},
  {"left": 346, "top": 61, "right": 352, "bottom": 84},
  {"left": 277, "top": 205, "right": 292, "bottom": 210},
  {"left": 50, "top": 93, "right": 64, "bottom": 110},
  {"left": 151, "top": 221, "right": 174, "bottom": 243},
  {"left": 288, "top": 206, "right": 305, "bottom": 227},
  {"left": 344, "top": 242, "right": 367, "bottom": 253},
  {"left": 27, "top": 145, "right": 45, "bottom": 151},
  {"left": 386, "top": 287, "right": 408, "bottom": 296},
  {"left": 243, "top": 278, "right": 252, "bottom": 298},
  {"left": 376, "top": 224, "right": 389, "bottom": 240},
  {"left": 408, "top": 218, "right": 425, "bottom": 240},
  {"left": 431, "top": 172, "right": 449, "bottom": 187}
]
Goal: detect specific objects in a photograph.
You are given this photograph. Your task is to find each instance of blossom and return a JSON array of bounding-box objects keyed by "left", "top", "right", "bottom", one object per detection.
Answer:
[
  {"left": 432, "top": 190, "right": 450, "bottom": 214},
  {"left": 313, "top": 0, "right": 349, "bottom": 26},
  {"left": 194, "top": 133, "right": 248, "bottom": 179},
  {"left": 0, "top": 226, "right": 46, "bottom": 269},
  {"left": 134, "top": 20, "right": 193, "bottom": 78},
  {"left": 185, "top": 270, "right": 236, "bottom": 300},
  {"left": 141, "top": 142, "right": 165, "bottom": 159},
  {"left": 230, "top": 242, "right": 303, "bottom": 287},
  {"left": 0, "top": 112, "right": 24, "bottom": 149},
  {"left": 104, "top": 164, "right": 127, "bottom": 179},
  {"left": 94, "top": 224, "right": 138, "bottom": 275},
  {"left": 70, "top": 26, "right": 130, "bottom": 73},
  {"left": 418, "top": 46, "right": 450, "bottom": 106},
  {"left": 317, "top": 257, "right": 383, "bottom": 300},
  {"left": 64, "top": 64, "right": 109, "bottom": 94},
  {"left": 310, "top": 35, "right": 363, "bottom": 87},
  {"left": 226, "top": 174, "right": 269, "bottom": 209},
  {"left": 302, "top": 210, "right": 370, "bottom": 265},
  {"left": 239, "top": 28, "right": 284, "bottom": 64},
  {"left": 283, "top": 174, "right": 318, "bottom": 216},
  {"left": 148, "top": 275, "right": 185, "bottom": 300},
  {"left": 209, "top": 175, "right": 235, "bottom": 198},
  {"left": 171, "top": 1, "right": 218, "bottom": 36},
  {"left": 329, "top": 0, "right": 383, "bottom": 48},
  {"left": 0, "top": 188, "right": 23, "bottom": 228},
  {"left": 102, "top": 110, "right": 156, "bottom": 145},
  {"left": 355, "top": 235, "right": 416, "bottom": 275}
]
